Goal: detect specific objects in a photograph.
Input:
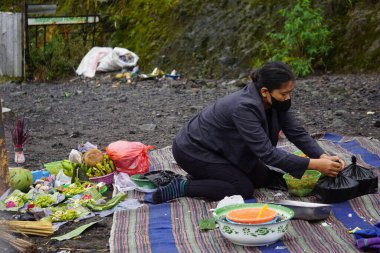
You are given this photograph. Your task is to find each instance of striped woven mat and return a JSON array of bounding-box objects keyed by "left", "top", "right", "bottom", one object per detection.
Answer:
[{"left": 110, "top": 133, "right": 380, "bottom": 253}]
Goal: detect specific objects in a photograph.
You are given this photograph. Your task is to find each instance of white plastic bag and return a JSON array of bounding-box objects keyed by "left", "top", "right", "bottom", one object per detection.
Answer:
[
  {"left": 97, "top": 47, "right": 139, "bottom": 72},
  {"left": 69, "top": 149, "right": 82, "bottom": 164},
  {"left": 54, "top": 169, "right": 72, "bottom": 187},
  {"left": 216, "top": 195, "right": 245, "bottom": 209},
  {"left": 75, "top": 47, "right": 113, "bottom": 78},
  {"left": 77, "top": 141, "right": 98, "bottom": 153},
  {"left": 113, "top": 172, "right": 137, "bottom": 194},
  {"left": 76, "top": 47, "right": 139, "bottom": 78}
]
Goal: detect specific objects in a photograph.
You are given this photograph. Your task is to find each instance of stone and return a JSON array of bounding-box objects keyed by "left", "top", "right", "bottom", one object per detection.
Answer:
[
  {"left": 70, "top": 131, "right": 80, "bottom": 138},
  {"left": 10, "top": 91, "right": 27, "bottom": 97},
  {"left": 330, "top": 118, "right": 345, "bottom": 128},
  {"left": 334, "top": 110, "right": 347, "bottom": 116},
  {"left": 190, "top": 105, "right": 203, "bottom": 113},
  {"left": 118, "top": 96, "right": 128, "bottom": 102},
  {"left": 139, "top": 124, "right": 157, "bottom": 131}
]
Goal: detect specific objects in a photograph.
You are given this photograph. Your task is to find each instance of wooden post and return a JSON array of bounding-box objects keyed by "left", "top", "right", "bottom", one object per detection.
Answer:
[
  {"left": 25, "top": 2, "right": 30, "bottom": 81},
  {"left": 0, "top": 100, "right": 10, "bottom": 195}
]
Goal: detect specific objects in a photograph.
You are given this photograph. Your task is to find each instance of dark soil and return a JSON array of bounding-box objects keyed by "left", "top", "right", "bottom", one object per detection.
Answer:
[{"left": 0, "top": 73, "right": 379, "bottom": 252}]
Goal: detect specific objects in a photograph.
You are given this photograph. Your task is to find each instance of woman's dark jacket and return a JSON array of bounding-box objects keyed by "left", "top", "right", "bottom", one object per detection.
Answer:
[{"left": 175, "top": 83, "right": 324, "bottom": 178}]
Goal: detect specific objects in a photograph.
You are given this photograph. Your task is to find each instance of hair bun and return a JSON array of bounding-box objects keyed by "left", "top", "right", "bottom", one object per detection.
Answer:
[{"left": 250, "top": 69, "right": 260, "bottom": 83}]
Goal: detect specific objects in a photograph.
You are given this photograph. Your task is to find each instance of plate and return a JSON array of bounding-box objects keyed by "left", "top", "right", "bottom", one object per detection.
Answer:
[{"left": 226, "top": 207, "right": 278, "bottom": 224}]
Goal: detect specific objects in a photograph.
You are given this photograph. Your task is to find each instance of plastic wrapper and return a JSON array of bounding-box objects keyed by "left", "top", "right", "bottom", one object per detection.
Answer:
[
  {"left": 77, "top": 141, "right": 98, "bottom": 153},
  {"left": 314, "top": 174, "right": 359, "bottom": 203},
  {"left": 97, "top": 48, "right": 139, "bottom": 72},
  {"left": 114, "top": 172, "right": 137, "bottom": 193},
  {"left": 216, "top": 195, "right": 245, "bottom": 210},
  {"left": 69, "top": 149, "right": 82, "bottom": 164},
  {"left": 105, "top": 141, "right": 154, "bottom": 175},
  {"left": 55, "top": 169, "right": 72, "bottom": 187},
  {"left": 34, "top": 176, "right": 55, "bottom": 193},
  {"left": 341, "top": 156, "right": 378, "bottom": 197}
]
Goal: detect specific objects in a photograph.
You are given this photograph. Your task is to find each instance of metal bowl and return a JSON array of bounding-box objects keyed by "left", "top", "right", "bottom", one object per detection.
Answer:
[{"left": 273, "top": 200, "right": 332, "bottom": 221}]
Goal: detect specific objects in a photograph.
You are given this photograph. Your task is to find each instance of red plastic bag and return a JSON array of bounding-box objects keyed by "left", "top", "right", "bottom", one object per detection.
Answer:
[{"left": 105, "top": 141, "right": 154, "bottom": 175}]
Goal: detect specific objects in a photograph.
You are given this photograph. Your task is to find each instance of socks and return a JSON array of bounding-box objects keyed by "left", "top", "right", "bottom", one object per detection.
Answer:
[{"left": 152, "top": 177, "right": 187, "bottom": 203}]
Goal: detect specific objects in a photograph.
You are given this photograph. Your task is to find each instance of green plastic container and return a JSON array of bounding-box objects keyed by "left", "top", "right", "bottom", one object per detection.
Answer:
[
  {"left": 131, "top": 174, "right": 156, "bottom": 189},
  {"left": 283, "top": 170, "right": 321, "bottom": 197}
]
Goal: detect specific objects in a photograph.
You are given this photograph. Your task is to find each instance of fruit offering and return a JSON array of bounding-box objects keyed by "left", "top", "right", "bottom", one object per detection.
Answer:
[
  {"left": 61, "top": 150, "right": 116, "bottom": 179},
  {"left": 84, "top": 154, "right": 115, "bottom": 178}
]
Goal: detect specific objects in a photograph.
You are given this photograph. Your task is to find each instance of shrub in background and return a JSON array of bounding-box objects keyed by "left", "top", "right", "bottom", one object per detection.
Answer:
[
  {"left": 29, "top": 34, "right": 88, "bottom": 81},
  {"left": 267, "top": 0, "right": 332, "bottom": 76}
]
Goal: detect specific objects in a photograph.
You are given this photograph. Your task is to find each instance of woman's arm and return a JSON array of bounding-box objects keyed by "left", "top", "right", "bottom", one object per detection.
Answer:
[
  {"left": 232, "top": 105, "right": 309, "bottom": 178},
  {"left": 280, "top": 111, "right": 345, "bottom": 177},
  {"left": 280, "top": 110, "right": 325, "bottom": 158},
  {"left": 312, "top": 154, "right": 345, "bottom": 177}
]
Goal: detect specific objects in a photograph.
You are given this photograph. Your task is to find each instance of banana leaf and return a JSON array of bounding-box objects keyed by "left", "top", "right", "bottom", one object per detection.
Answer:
[{"left": 51, "top": 220, "right": 100, "bottom": 241}]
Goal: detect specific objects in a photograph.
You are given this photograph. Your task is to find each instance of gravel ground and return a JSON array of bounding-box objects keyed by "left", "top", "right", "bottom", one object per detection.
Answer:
[{"left": 0, "top": 73, "right": 379, "bottom": 252}]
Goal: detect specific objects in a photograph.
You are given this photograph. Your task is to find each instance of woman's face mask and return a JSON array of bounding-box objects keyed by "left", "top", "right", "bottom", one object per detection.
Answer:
[
  {"left": 261, "top": 80, "right": 294, "bottom": 111},
  {"left": 270, "top": 96, "right": 291, "bottom": 111}
]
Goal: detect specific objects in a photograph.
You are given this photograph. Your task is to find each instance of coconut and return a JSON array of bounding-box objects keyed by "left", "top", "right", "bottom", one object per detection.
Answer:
[
  {"left": 83, "top": 149, "right": 104, "bottom": 167},
  {"left": 9, "top": 167, "right": 33, "bottom": 192}
]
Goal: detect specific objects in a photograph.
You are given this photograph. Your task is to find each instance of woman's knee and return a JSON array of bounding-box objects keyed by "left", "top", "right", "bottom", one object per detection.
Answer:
[
  {"left": 207, "top": 184, "right": 253, "bottom": 200},
  {"left": 235, "top": 181, "right": 254, "bottom": 199}
]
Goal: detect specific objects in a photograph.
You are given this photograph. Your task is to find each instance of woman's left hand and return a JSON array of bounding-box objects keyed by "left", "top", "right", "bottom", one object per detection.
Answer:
[{"left": 320, "top": 154, "right": 345, "bottom": 170}]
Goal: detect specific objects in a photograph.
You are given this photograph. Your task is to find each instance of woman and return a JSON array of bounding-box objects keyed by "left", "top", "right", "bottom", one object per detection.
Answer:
[{"left": 152, "top": 61, "right": 345, "bottom": 203}]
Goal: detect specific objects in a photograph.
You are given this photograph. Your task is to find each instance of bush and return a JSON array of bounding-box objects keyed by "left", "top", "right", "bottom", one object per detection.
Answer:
[
  {"left": 29, "top": 34, "right": 89, "bottom": 81},
  {"left": 267, "top": 0, "right": 332, "bottom": 76}
]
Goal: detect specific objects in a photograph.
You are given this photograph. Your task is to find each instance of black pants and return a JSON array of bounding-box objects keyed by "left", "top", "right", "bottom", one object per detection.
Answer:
[{"left": 172, "top": 141, "right": 284, "bottom": 201}]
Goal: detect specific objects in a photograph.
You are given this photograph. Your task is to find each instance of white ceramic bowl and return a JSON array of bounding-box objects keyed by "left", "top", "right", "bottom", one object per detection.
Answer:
[{"left": 213, "top": 203, "right": 294, "bottom": 246}]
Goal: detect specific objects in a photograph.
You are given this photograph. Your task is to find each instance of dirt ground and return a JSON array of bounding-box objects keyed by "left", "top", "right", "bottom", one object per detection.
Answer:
[{"left": 0, "top": 73, "right": 380, "bottom": 252}]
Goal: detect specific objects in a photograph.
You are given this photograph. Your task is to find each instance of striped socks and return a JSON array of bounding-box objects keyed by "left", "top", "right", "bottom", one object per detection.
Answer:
[{"left": 152, "top": 177, "right": 187, "bottom": 203}]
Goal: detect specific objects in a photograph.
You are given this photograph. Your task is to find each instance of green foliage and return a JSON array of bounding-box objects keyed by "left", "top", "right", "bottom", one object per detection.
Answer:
[
  {"left": 0, "top": 76, "right": 22, "bottom": 83},
  {"left": 267, "top": 0, "right": 332, "bottom": 76},
  {"left": 29, "top": 34, "right": 89, "bottom": 81},
  {"left": 101, "top": 0, "right": 180, "bottom": 70},
  {"left": 2, "top": 0, "right": 379, "bottom": 79},
  {"left": 0, "top": 1, "right": 23, "bottom": 12}
]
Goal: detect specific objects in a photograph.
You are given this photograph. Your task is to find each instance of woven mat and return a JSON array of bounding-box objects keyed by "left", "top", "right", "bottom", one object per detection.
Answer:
[{"left": 110, "top": 133, "right": 380, "bottom": 253}]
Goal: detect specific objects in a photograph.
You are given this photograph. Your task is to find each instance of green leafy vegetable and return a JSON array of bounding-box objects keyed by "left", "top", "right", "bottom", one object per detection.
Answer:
[
  {"left": 34, "top": 194, "right": 55, "bottom": 208},
  {"left": 49, "top": 207, "right": 80, "bottom": 222}
]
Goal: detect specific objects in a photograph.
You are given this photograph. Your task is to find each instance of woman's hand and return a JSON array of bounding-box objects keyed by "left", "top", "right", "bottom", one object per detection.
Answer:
[
  {"left": 320, "top": 154, "right": 346, "bottom": 169},
  {"left": 309, "top": 156, "right": 345, "bottom": 177}
]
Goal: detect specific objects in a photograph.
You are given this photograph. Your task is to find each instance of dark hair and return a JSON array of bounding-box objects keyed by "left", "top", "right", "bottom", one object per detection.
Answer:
[{"left": 251, "top": 61, "right": 295, "bottom": 92}]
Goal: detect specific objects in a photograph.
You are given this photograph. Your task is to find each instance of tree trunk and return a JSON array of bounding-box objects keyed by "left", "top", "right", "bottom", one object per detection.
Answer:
[{"left": 0, "top": 100, "right": 10, "bottom": 195}]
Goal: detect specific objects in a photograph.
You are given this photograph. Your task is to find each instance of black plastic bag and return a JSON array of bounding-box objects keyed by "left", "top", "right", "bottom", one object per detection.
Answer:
[
  {"left": 341, "top": 156, "right": 378, "bottom": 197},
  {"left": 314, "top": 174, "right": 359, "bottom": 203},
  {"left": 141, "top": 170, "right": 181, "bottom": 187}
]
